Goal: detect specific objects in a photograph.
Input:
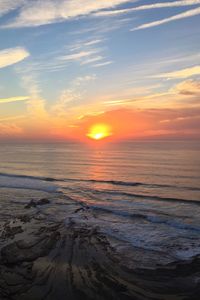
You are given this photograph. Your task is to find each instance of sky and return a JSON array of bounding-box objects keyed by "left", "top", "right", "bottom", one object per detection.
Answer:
[{"left": 0, "top": 0, "right": 200, "bottom": 141}]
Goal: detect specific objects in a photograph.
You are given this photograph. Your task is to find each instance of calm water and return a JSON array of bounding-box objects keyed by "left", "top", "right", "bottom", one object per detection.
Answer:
[{"left": 0, "top": 140, "right": 200, "bottom": 259}]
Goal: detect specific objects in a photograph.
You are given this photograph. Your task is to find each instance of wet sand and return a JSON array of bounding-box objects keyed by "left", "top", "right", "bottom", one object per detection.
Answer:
[{"left": 0, "top": 188, "right": 200, "bottom": 300}]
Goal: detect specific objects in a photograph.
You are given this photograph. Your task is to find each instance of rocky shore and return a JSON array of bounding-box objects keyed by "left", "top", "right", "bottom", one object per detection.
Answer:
[{"left": 0, "top": 188, "right": 200, "bottom": 300}]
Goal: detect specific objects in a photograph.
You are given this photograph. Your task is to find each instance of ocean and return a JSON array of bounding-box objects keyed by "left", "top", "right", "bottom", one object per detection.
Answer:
[{"left": 0, "top": 140, "right": 200, "bottom": 261}]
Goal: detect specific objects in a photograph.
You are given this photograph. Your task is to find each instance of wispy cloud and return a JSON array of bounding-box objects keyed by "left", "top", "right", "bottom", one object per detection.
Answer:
[
  {"left": 93, "top": 61, "right": 113, "bottom": 67},
  {"left": 60, "top": 39, "right": 111, "bottom": 67},
  {"left": 0, "top": 47, "right": 29, "bottom": 69},
  {"left": 51, "top": 75, "right": 96, "bottom": 117},
  {"left": 12, "top": 37, "right": 109, "bottom": 74},
  {"left": 0, "top": 0, "right": 24, "bottom": 17},
  {"left": 102, "top": 92, "right": 169, "bottom": 108},
  {"left": 95, "top": 0, "right": 200, "bottom": 16},
  {"left": 0, "top": 115, "right": 25, "bottom": 122},
  {"left": 68, "top": 39, "right": 103, "bottom": 51},
  {"left": 172, "top": 79, "right": 200, "bottom": 95},
  {"left": 67, "top": 39, "right": 103, "bottom": 52},
  {"left": 0, "top": 96, "right": 29, "bottom": 104},
  {"left": 60, "top": 50, "right": 99, "bottom": 62},
  {"left": 154, "top": 65, "right": 200, "bottom": 79},
  {"left": 84, "top": 39, "right": 103, "bottom": 46},
  {"left": 81, "top": 56, "right": 104, "bottom": 65},
  {"left": 0, "top": 123, "right": 23, "bottom": 137},
  {"left": 131, "top": 6, "right": 200, "bottom": 31},
  {"left": 3, "top": 0, "right": 135, "bottom": 28}
]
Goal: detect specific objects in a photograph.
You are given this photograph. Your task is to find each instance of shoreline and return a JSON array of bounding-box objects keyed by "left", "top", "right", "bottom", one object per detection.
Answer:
[{"left": 0, "top": 188, "right": 200, "bottom": 299}]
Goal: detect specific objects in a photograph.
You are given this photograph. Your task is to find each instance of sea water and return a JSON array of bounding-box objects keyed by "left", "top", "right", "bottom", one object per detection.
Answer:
[{"left": 0, "top": 140, "right": 200, "bottom": 260}]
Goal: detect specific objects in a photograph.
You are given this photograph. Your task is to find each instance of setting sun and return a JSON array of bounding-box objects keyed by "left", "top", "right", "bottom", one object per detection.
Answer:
[{"left": 87, "top": 124, "right": 112, "bottom": 140}]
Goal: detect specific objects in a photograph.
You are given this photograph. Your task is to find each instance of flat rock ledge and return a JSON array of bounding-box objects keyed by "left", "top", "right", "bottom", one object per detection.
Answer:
[{"left": 0, "top": 197, "right": 200, "bottom": 300}]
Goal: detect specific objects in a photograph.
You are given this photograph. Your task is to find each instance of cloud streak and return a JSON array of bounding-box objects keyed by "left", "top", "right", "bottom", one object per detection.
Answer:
[
  {"left": 95, "top": 0, "right": 200, "bottom": 16},
  {"left": 154, "top": 65, "right": 200, "bottom": 79},
  {"left": 59, "top": 39, "right": 111, "bottom": 67},
  {"left": 131, "top": 6, "right": 200, "bottom": 31},
  {"left": 0, "top": 47, "right": 29, "bottom": 69},
  {"left": 0, "top": 0, "right": 25, "bottom": 17},
  {"left": 93, "top": 61, "right": 113, "bottom": 67},
  {"left": 173, "top": 79, "right": 200, "bottom": 95},
  {"left": 3, "top": 0, "right": 135, "bottom": 28},
  {"left": 0, "top": 96, "right": 29, "bottom": 104},
  {"left": 60, "top": 50, "right": 99, "bottom": 62},
  {"left": 0, "top": 115, "right": 25, "bottom": 121}
]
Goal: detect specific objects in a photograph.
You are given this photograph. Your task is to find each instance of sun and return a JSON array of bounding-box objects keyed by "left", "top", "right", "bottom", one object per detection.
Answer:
[{"left": 87, "top": 124, "right": 112, "bottom": 140}]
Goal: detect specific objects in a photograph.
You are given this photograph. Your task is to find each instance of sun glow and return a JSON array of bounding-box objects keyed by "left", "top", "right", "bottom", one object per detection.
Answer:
[{"left": 87, "top": 124, "right": 112, "bottom": 140}]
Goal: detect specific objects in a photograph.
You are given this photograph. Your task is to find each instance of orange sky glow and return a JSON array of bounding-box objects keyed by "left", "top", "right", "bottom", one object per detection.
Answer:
[{"left": 2, "top": 107, "right": 199, "bottom": 142}]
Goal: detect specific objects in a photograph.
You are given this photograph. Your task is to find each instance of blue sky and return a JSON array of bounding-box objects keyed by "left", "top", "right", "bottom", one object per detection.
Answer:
[{"left": 0, "top": 0, "right": 200, "bottom": 139}]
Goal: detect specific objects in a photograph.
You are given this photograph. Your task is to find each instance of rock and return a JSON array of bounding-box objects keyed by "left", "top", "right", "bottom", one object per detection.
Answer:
[
  {"left": 24, "top": 199, "right": 37, "bottom": 209},
  {"left": 18, "top": 215, "right": 31, "bottom": 223},
  {"left": 37, "top": 198, "right": 50, "bottom": 205},
  {"left": 1, "top": 231, "right": 60, "bottom": 265},
  {"left": 25, "top": 198, "right": 50, "bottom": 209},
  {"left": 1, "top": 225, "right": 23, "bottom": 239}
]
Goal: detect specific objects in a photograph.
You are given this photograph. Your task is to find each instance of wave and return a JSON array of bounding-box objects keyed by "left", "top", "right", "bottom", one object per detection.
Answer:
[
  {"left": 0, "top": 172, "right": 200, "bottom": 201},
  {"left": 0, "top": 173, "right": 58, "bottom": 193},
  {"left": 0, "top": 172, "right": 57, "bottom": 182},
  {"left": 96, "top": 189, "right": 200, "bottom": 204},
  {"left": 62, "top": 177, "right": 200, "bottom": 193},
  {"left": 0, "top": 172, "right": 199, "bottom": 192},
  {"left": 67, "top": 178, "right": 200, "bottom": 192},
  {"left": 62, "top": 185, "right": 200, "bottom": 206},
  {"left": 65, "top": 178, "right": 142, "bottom": 187},
  {"left": 89, "top": 205, "right": 200, "bottom": 232}
]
